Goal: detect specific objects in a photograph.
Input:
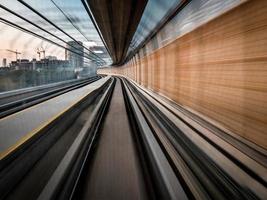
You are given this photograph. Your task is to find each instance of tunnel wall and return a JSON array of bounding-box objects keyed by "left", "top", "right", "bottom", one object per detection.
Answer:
[{"left": 98, "top": 0, "right": 267, "bottom": 149}]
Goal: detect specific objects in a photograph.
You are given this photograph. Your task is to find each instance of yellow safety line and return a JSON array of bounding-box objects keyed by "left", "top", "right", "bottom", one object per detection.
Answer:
[
  {"left": 0, "top": 78, "right": 108, "bottom": 160},
  {"left": 0, "top": 91, "right": 91, "bottom": 160}
]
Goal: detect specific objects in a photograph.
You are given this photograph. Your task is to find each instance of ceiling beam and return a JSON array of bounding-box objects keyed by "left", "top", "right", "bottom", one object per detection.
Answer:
[{"left": 87, "top": 0, "right": 147, "bottom": 65}]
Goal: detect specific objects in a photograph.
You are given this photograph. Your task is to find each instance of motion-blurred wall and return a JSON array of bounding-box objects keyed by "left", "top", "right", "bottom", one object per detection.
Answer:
[{"left": 98, "top": 0, "right": 267, "bottom": 149}]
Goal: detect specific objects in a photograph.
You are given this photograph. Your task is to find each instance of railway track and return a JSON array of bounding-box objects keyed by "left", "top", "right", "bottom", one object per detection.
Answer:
[
  {"left": 0, "top": 76, "right": 101, "bottom": 118},
  {"left": 0, "top": 76, "right": 111, "bottom": 200},
  {"left": 0, "top": 76, "right": 266, "bottom": 200},
  {"left": 34, "top": 77, "right": 187, "bottom": 200},
  {"left": 123, "top": 78, "right": 267, "bottom": 200}
]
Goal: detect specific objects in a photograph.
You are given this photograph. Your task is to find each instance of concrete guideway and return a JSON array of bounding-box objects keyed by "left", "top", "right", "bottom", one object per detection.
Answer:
[{"left": 78, "top": 79, "right": 148, "bottom": 200}]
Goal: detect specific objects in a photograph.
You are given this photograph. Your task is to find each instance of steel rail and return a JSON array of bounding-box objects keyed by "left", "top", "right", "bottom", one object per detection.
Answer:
[
  {"left": 127, "top": 78, "right": 267, "bottom": 181},
  {"left": 0, "top": 77, "right": 112, "bottom": 199},
  {"left": 0, "top": 76, "right": 101, "bottom": 118},
  {"left": 121, "top": 78, "right": 188, "bottom": 200},
  {"left": 37, "top": 78, "right": 115, "bottom": 200},
  {"left": 124, "top": 78, "right": 267, "bottom": 200}
]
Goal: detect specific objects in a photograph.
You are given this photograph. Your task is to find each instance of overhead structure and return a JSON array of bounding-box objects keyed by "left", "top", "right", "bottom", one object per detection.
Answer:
[{"left": 85, "top": 0, "right": 148, "bottom": 65}]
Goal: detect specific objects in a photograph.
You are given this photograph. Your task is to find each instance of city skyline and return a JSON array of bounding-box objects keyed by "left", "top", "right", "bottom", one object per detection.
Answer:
[{"left": 0, "top": 21, "right": 101, "bottom": 65}]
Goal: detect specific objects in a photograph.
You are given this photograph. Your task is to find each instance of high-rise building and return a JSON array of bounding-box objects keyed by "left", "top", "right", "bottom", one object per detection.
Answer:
[
  {"left": 65, "top": 41, "right": 84, "bottom": 68},
  {"left": 2, "top": 58, "right": 7, "bottom": 67}
]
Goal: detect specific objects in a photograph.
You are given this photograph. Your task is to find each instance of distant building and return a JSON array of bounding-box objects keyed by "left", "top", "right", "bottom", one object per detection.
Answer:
[
  {"left": 8, "top": 57, "right": 70, "bottom": 71},
  {"left": 16, "top": 59, "right": 34, "bottom": 70},
  {"left": 46, "top": 56, "right": 57, "bottom": 61},
  {"left": 32, "top": 58, "right": 36, "bottom": 70},
  {"left": 2, "top": 58, "right": 7, "bottom": 67},
  {"left": 65, "top": 41, "right": 84, "bottom": 68}
]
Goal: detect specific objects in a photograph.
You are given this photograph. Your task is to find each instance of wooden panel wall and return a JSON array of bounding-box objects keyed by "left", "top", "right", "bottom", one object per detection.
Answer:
[{"left": 98, "top": 0, "right": 267, "bottom": 149}]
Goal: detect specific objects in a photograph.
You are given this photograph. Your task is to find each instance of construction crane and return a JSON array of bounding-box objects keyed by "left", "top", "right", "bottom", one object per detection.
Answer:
[
  {"left": 40, "top": 47, "right": 46, "bottom": 59},
  {"left": 38, "top": 40, "right": 47, "bottom": 60},
  {"left": 36, "top": 48, "right": 41, "bottom": 60},
  {"left": 6, "top": 49, "right": 21, "bottom": 61}
]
